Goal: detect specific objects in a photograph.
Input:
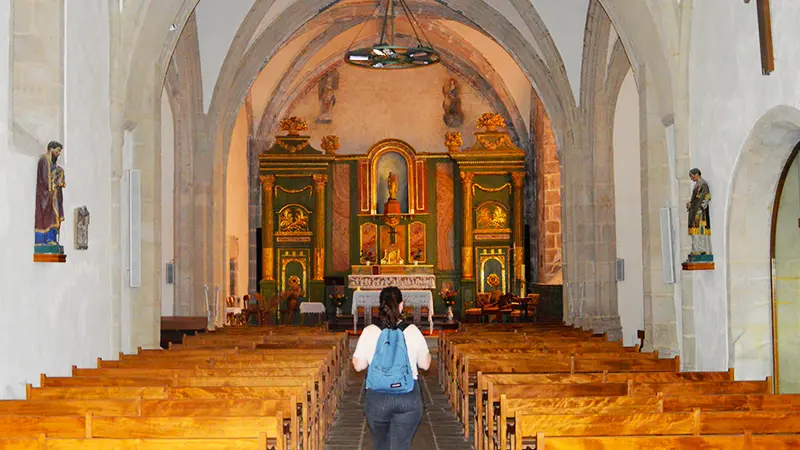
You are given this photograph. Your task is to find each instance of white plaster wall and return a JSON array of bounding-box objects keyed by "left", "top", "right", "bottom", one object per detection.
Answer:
[
  {"left": 226, "top": 107, "right": 249, "bottom": 299},
  {"left": 286, "top": 64, "right": 494, "bottom": 154},
  {"left": 249, "top": 28, "right": 317, "bottom": 136},
  {"left": 443, "top": 21, "right": 532, "bottom": 130},
  {"left": 195, "top": 0, "right": 255, "bottom": 112},
  {"left": 690, "top": 0, "right": 800, "bottom": 377},
  {"left": 613, "top": 70, "right": 644, "bottom": 346},
  {"left": 160, "top": 89, "right": 175, "bottom": 316},
  {"left": 0, "top": 0, "right": 114, "bottom": 399}
]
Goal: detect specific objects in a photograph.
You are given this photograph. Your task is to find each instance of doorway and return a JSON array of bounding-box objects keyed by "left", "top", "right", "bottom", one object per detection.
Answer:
[{"left": 771, "top": 141, "right": 800, "bottom": 393}]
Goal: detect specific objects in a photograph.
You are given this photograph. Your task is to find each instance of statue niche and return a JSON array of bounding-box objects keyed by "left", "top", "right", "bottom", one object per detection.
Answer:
[{"left": 375, "top": 151, "right": 409, "bottom": 215}]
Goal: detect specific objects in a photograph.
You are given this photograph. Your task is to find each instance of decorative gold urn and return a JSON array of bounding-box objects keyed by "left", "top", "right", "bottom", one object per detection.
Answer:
[
  {"left": 445, "top": 132, "right": 463, "bottom": 153},
  {"left": 476, "top": 112, "right": 507, "bottom": 132},
  {"left": 279, "top": 116, "right": 309, "bottom": 136},
  {"left": 321, "top": 135, "right": 340, "bottom": 155}
]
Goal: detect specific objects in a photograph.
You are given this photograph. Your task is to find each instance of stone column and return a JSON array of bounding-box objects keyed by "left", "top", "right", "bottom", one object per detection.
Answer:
[
  {"left": 460, "top": 172, "right": 475, "bottom": 280},
  {"left": 312, "top": 174, "right": 328, "bottom": 281},
  {"left": 260, "top": 175, "right": 275, "bottom": 281},
  {"left": 512, "top": 172, "right": 525, "bottom": 292}
]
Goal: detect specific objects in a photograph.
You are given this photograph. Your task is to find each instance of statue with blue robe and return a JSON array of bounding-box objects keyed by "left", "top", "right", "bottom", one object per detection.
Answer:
[{"left": 34, "top": 141, "right": 65, "bottom": 254}]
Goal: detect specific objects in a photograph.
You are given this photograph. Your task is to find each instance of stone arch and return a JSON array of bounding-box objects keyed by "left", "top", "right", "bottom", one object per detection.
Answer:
[{"left": 727, "top": 106, "right": 800, "bottom": 380}]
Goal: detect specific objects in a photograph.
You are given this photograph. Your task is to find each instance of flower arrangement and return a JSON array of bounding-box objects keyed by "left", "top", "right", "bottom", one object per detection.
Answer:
[
  {"left": 329, "top": 293, "right": 346, "bottom": 309},
  {"left": 321, "top": 135, "right": 340, "bottom": 154},
  {"left": 280, "top": 116, "right": 309, "bottom": 136},
  {"left": 476, "top": 112, "right": 506, "bottom": 132},
  {"left": 439, "top": 288, "right": 459, "bottom": 307},
  {"left": 445, "top": 131, "right": 462, "bottom": 151}
]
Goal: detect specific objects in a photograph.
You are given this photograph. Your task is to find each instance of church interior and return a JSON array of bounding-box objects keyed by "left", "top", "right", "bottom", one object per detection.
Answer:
[{"left": 3, "top": 0, "right": 800, "bottom": 448}]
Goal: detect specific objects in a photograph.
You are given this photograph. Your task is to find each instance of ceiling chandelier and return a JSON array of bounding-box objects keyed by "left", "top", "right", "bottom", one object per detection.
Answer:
[{"left": 345, "top": 0, "right": 440, "bottom": 69}]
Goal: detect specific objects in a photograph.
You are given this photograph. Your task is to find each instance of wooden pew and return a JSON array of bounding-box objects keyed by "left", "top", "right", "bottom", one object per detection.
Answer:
[
  {"left": 534, "top": 433, "right": 800, "bottom": 450},
  {"left": 514, "top": 410, "right": 800, "bottom": 449},
  {"left": 0, "top": 399, "right": 140, "bottom": 417},
  {"left": 45, "top": 436, "right": 269, "bottom": 450},
  {"left": 457, "top": 355, "right": 680, "bottom": 436}
]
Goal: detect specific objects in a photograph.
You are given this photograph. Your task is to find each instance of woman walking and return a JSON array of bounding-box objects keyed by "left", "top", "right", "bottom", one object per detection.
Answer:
[{"left": 352, "top": 286, "right": 432, "bottom": 449}]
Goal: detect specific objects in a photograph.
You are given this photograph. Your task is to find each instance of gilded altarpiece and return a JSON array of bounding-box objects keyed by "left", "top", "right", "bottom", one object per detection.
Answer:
[
  {"left": 257, "top": 122, "right": 525, "bottom": 320},
  {"left": 258, "top": 132, "right": 332, "bottom": 312}
]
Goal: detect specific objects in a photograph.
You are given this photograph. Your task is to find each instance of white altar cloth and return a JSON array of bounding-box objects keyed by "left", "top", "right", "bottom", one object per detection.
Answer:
[
  {"left": 352, "top": 290, "right": 434, "bottom": 333},
  {"left": 300, "top": 302, "right": 326, "bottom": 314},
  {"left": 347, "top": 274, "right": 436, "bottom": 290}
]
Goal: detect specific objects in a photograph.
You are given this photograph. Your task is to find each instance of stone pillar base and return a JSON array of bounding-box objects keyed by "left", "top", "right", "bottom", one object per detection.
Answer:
[{"left": 578, "top": 314, "right": 623, "bottom": 342}]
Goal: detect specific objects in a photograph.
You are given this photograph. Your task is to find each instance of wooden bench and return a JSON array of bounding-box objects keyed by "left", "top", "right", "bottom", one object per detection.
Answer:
[
  {"left": 514, "top": 410, "right": 800, "bottom": 449},
  {"left": 456, "top": 355, "right": 681, "bottom": 436},
  {"left": 534, "top": 433, "right": 800, "bottom": 450}
]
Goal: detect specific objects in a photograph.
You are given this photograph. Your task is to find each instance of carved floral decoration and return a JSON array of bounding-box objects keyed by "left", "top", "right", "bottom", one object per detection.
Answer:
[
  {"left": 280, "top": 116, "right": 309, "bottom": 136},
  {"left": 321, "top": 135, "right": 340, "bottom": 155},
  {"left": 476, "top": 112, "right": 507, "bottom": 132},
  {"left": 278, "top": 206, "right": 310, "bottom": 233},
  {"left": 445, "top": 132, "right": 462, "bottom": 152},
  {"left": 476, "top": 203, "right": 509, "bottom": 230}
]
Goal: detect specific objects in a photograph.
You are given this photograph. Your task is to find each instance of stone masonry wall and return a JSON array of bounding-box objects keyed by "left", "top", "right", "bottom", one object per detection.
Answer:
[{"left": 535, "top": 100, "right": 562, "bottom": 282}]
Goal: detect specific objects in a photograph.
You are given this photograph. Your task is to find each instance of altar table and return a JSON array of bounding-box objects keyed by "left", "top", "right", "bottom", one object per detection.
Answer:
[
  {"left": 352, "top": 290, "right": 434, "bottom": 333},
  {"left": 300, "top": 302, "right": 326, "bottom": 326}
]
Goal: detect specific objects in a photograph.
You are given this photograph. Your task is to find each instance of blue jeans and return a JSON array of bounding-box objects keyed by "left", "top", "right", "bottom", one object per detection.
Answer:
[{"left": 364, "top": 381, "right": 423, "bottom": 450}]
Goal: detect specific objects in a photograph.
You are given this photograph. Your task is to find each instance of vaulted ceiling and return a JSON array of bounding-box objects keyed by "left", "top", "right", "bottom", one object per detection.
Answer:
[{"left": 190, "top": 0, "right": 599, "bottom": 146}]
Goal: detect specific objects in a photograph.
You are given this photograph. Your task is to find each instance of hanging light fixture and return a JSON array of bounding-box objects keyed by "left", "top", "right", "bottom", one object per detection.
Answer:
[{"left": 345, "top": 0, "right": 440, "bottom": 69}]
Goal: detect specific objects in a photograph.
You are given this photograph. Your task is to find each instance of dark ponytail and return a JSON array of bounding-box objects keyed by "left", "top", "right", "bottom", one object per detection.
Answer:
[{"left": 378, "top": 286, "right": 403, "bottom": 329}]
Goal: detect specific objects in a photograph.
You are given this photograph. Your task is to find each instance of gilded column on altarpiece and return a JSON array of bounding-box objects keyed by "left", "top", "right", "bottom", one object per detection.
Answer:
[
  {"left": 511, "top": 172, "right": 526, "bottom": 284},
  {"left": 460, "top": 171, "right": 475, "bottom": 280},
  {"left": 260, "top": 174, "right": 276, "bottom": 281},
  {"left": 312, "top": 174, "right": 328, "bottom": 281}
]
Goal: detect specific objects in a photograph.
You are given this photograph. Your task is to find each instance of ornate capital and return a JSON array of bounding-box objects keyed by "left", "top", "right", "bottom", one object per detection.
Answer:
[
  {"left": 312, "top": 174, "right": 328, "bottom": 190},
  {"left": 459, "top": 171, "right": 475, "bottom": 186},
  {"left": 511, "top": 172, "right": 525, "bottom": 189},
  {"left": 260, "top": 174, "right": 276, "bottom": 191}
]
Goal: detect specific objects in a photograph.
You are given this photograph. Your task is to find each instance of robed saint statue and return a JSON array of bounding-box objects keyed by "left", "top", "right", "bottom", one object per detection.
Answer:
[
  {"left": 685, "top": 168, "right": 712, "bottom": 262},
  {"left": 387, "top": 172, "right": 398, "bottom": 200},
  {"left": 35, "top": 141, "right": 66, "bottom": 253}
]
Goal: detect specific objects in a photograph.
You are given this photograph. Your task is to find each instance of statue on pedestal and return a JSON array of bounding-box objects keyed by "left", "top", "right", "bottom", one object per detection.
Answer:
[
  {"left": 684, "top": 168, "right": 713, "bottom": 268},
  {"left": 384, "top": 172, "right": 401, "bottom": 216},
  {"left": 387, "top": 172, "right": 398, "bottom": 200},
  {"left": 34, "top": 141, "right": 66, "bottom": 260}
]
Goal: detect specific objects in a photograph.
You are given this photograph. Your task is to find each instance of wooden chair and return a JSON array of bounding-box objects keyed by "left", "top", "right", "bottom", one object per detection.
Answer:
[{"left": 511, "top": 294, "right": 539, "bottom": 322}]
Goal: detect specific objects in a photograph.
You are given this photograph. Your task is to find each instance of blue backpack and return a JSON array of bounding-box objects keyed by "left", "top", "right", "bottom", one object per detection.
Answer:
[{"left": 366, "top": 324, "right": 414, "bottom": 395}]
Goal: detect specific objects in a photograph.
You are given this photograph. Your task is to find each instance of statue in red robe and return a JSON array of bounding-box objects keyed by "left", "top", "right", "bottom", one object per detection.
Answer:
[{"left": 34, "top": 141, "right": 65, "bottom": 251}]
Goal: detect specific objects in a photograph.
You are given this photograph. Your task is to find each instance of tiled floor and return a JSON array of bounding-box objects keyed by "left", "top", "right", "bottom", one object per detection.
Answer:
[{"left": 324, "top": 365, "right": 473, "bottom": 450}]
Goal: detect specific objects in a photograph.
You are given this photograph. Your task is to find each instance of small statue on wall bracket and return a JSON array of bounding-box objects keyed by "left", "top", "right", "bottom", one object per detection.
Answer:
[
  {"left": 442, "top": 78, "right": 464, "bottom": 128},
  {"left": 75, "top": 206, "right": 90, "bottom": 250},
  {"left": 683, "top": 168, "right": 714, "bottom": 270},
  {"left": 34, "top": 141, "right": 66, "bottom": 263},
  {"left": 316, "top": 70, "right": 339, "bottom": 124}
]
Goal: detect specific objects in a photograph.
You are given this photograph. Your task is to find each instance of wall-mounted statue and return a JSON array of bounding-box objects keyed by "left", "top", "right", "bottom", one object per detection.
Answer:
[
  {"left": 34, "top": 141, "right": 66, "bottom": 255},
  {"left": 442, "top": 78, "right": 464, "bottom": 128},
  {"left": 75, "top": 206, "right": 90, "bottom": 250},
  {"left": 316, "top": 70, "right": 339, "bottom": 124},
  {"left": 686, "top": 168, "right": 713, "bottom": 263}
]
